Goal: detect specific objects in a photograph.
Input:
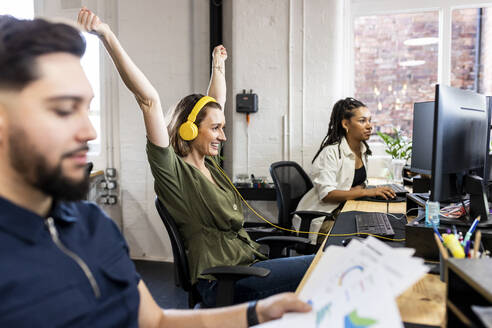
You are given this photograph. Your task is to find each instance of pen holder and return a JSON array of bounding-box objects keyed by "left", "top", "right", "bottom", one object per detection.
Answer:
[{"left": 445, "top": 258, "right": 492, "bottom": 327}]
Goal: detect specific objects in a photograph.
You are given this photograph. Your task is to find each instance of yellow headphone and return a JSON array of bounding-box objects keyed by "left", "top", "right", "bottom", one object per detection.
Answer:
[{"left": 178, "top": 96, "right": 218, "bottom": 141}]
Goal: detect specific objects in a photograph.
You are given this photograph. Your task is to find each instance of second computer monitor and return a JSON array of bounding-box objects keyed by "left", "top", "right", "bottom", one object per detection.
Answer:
[{"left": 411, "top": 101, "right": 434, "bottom": 175}]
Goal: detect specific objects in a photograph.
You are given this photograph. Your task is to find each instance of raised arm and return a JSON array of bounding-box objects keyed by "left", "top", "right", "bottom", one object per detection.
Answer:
[
  {"left": 207, "top": 45, "right": 227, "bottom": 109},
  {"left": 77, "top": 8, "right": 169, "bottom": 147}
]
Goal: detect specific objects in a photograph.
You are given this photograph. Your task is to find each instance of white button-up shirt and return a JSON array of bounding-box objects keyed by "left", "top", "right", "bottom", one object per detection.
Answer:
[{"left": 294, "top": 137, "right": 369, "bottom": 243}]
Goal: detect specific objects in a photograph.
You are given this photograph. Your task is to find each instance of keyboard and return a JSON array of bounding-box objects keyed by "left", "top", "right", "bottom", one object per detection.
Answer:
[
  {"left": 386, "top": 183, "right": 407, "bottom": 194},
  {"left": 355, "top": 213, "right": 395, "bottom": 237},
  {"left": 368, "top": 184, "right": 408, "bottom": 195}
]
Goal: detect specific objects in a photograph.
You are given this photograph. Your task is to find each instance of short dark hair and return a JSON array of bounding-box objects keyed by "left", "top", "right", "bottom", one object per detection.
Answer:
[
  {"left": 168, "top": 94, "right": 222, "bottom": 157},
  {"left": 0, "top": 15, "right": 86, "bottom": 91}
]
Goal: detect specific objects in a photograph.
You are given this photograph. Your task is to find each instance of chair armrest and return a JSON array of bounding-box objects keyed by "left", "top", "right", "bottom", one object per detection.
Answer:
[
  {"left": 201, "top": 265, "right": 270, "bottom": 280},
  {"left": 244, "top": 224, "right": 284, "bottom": 240},
  {"left": 256, "top": 236, "right": 311, "bottom": 258},
  {"left": 200, "top": 265, "right": 271, "bottom": 307},
  {"left": 290, "top": 211, "right": 333, "bottom": 241},
  {"left": 256, "top": 235, "right": 310, "bottom": 245},
  {"left": 291, "top": 210, "right": 333, "bottom": 221}
]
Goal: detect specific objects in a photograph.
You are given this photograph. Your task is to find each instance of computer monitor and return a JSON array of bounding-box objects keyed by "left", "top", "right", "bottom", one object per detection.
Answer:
[
  {"left": 411, "top": 101, "right": 434, "bottom": 175},
  {"left": 430, "top": 84, "right": 491, "bottom": 208}
]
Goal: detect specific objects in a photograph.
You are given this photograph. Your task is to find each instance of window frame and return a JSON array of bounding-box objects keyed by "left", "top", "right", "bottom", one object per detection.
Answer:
[
  {"left": 33, "top": 0, "right": 120, "bottom": 172},
  {"left": 346, "top": 0, "right": 492, "bottom": 96}
]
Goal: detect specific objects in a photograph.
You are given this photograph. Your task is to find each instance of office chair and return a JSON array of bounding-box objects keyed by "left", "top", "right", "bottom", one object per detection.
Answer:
[
  {"left": 155, "top": 197, "right": 275, "bottom": 307},
  {"left": 269, "top": 161, "right": 333, "bottom": 253}
]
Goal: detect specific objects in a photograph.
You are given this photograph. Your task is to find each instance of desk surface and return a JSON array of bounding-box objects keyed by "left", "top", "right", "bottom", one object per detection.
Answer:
[
  {"left": 297, "top": 199, "right": 446, "bottom": 327},
  {"left": 342, "top": 199, "right": 407, "bottom": 214}
]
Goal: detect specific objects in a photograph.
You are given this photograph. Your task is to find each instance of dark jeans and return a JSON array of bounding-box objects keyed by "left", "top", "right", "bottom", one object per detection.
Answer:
[{"left": 196, "top": 254, "right": 314, "bottom": 307}]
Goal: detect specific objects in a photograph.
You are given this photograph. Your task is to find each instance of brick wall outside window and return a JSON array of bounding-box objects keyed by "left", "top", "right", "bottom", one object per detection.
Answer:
[{"left": 355, "top": 8, "right": 491, "bottom": 137}]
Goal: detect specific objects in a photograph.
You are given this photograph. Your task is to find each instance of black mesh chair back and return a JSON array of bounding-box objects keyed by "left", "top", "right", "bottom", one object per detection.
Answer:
[
  {"left": 155, "top": 197, "right": 200, "bottom": 307},
  {"left": 269, "top": 161, "right": 314, "bottom": 229}
]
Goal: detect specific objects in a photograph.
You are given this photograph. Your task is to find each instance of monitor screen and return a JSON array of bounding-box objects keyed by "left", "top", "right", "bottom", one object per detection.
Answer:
[
  {"left": 411, "top": 101, "right": 434, "bottom": 175},
  {"left": 430, "top": 85, "right": 490, "bottom": 202}
]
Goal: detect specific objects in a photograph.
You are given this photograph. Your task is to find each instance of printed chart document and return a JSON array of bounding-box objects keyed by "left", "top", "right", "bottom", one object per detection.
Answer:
[{"left": 255, "top": 237, "right": 428, "bottom": 328}]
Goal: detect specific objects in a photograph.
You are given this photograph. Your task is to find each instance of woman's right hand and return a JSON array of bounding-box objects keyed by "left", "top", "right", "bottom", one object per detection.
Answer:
[
  {"left": 364, "top": 186, "right": 396, "bottom": 200},
  {"left": 77, "top": 7, "right": 167, "bottom": 147},
  {"left": 77, "top": 7, "right": 111, "bottom": 37},
  {"left": 212, "top": 45, "right": 228, "bottom": 68}
]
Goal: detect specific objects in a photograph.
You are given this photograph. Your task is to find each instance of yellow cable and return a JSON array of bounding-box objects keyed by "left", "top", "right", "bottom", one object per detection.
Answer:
[{"left": 212, "top": 161, "right": 406, "bottom": 242}]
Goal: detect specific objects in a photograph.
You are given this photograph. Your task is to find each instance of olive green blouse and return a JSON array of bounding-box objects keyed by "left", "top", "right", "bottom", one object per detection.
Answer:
[{"left": 146, "top": 141, "right": 266, "bottom": 284}]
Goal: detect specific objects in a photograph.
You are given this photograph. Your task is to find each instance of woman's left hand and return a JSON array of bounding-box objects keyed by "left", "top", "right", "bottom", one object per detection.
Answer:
[{"left": 77, "top": 7, "right": 111, "bottom": 38}]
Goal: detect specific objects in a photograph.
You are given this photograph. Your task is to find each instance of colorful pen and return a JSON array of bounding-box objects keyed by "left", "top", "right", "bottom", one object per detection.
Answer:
[
  {"left": 432, "top": 222, "right": 443, "bottom": 242},
  {"left": 464, "top": 240, "right": 471, "bottom": 258},
  {"left": 464, "top": 216, "right": 480, "bottom": 245},
  {"left": 452, "top": 225, "right": 458, "bottom": 239}
]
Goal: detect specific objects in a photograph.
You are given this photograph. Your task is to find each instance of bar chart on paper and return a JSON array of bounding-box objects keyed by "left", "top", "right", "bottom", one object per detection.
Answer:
[{"left": 344, "top": 310, "right": 377, "bottom": 328}]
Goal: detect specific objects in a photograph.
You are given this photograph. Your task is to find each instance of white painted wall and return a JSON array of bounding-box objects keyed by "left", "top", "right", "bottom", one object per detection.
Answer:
[
  {"left": 116, "top": 0, "right": 210, "bottom": 261},
  {"left": 39, "top": 0, "right": 210, "bottom": 262},
  {"left": 37, "top": 0, "right": 492, "bottom": 262},
  {"left": 223, "top": 0, "right": 346, "bottom": 178},
  {"left": 39, "top": 0, "right": 368, "bottom": 262}
]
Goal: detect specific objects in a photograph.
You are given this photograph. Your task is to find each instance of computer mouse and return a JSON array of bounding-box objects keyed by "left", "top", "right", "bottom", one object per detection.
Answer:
[{"left": 379, "top": 193, "right": 398, "bottom": 200}]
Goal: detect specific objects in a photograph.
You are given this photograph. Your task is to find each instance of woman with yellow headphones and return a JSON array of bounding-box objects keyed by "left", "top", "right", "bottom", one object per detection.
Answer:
[{"left": 81, "top": 9, "right": 313, "bottom": 308}]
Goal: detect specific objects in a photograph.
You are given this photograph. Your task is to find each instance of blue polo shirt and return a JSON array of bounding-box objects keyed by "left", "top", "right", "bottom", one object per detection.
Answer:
[{"left": 0, "top": 196, "right": 141, "bottom": 327}]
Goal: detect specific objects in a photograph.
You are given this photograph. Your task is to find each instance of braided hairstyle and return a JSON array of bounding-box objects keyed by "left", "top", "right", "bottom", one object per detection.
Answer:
[{"left": 312, "top": 97, "right": 372, "bottom": 164}]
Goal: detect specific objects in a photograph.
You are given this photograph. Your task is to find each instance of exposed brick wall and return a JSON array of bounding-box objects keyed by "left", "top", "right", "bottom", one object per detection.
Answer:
[
  {"left": 355, "top": 9, "right": 489, "bottom": 137},
  {"left": 354, "top": 12, "right": 439, "bottom": 136},
  {"left": 453, "top": 8, "right": 492, "bottom": 95},
  {"left": 480, "top": 9, "right": 492, "bottom": 95},
  {"left": 451, "top": 8, "right": 479, "bottom": 91}
]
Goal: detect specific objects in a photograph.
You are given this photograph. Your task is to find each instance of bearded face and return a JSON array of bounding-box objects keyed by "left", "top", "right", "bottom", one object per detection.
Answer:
[
  {"left": 8, "top": 124, "right": 91, "bottom": 201},
  {"left": 0, "top": 53, "right": 97, "bottom": 201}
]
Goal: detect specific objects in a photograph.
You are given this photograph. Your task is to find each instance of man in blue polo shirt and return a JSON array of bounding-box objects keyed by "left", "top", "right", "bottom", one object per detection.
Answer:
[{"left": 0, "top": 15, "right": 311, "bottom": 328}]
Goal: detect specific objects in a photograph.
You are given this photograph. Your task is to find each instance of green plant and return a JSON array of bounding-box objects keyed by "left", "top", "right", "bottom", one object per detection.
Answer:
[{"left": 376, "top": 128, "right": 412, "bottom": 160}]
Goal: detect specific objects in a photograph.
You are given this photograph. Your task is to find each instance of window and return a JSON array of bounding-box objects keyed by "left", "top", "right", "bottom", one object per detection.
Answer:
[
  {"left": 354, "top": 12, "right": 438, "bottom": 136},
  {"left": 0, "top": 0, "right": 33, "bottom": 19},
  {"left": 0, "top": 1, "right": 101, "bottom": 155},
  {"left": 81, "top": 34, "right": 101, "bottom": 155},
  {"left": 350, "top": 0, "right": 492, "bottom": 139},
  {"left": 451, "top": 7, "right": 492, "bottom": 95}
]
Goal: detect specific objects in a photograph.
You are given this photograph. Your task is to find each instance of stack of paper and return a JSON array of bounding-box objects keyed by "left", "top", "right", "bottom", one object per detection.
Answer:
[{"left": 256, "top": 237, "right": 428, "bottom": 328}]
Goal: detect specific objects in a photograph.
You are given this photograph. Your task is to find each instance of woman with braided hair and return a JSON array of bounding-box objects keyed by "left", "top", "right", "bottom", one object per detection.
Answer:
[{"left": 294, "top": 98, "right": 396, "bottom": 244}]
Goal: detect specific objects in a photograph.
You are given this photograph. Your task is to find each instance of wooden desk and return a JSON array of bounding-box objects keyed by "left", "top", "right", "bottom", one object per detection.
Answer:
[
  {"left": 297, "top": 199, "right": 446, "bottom": 327},
  {"left": 342, "top": 200, "right": 406, "bottom": 214}
]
